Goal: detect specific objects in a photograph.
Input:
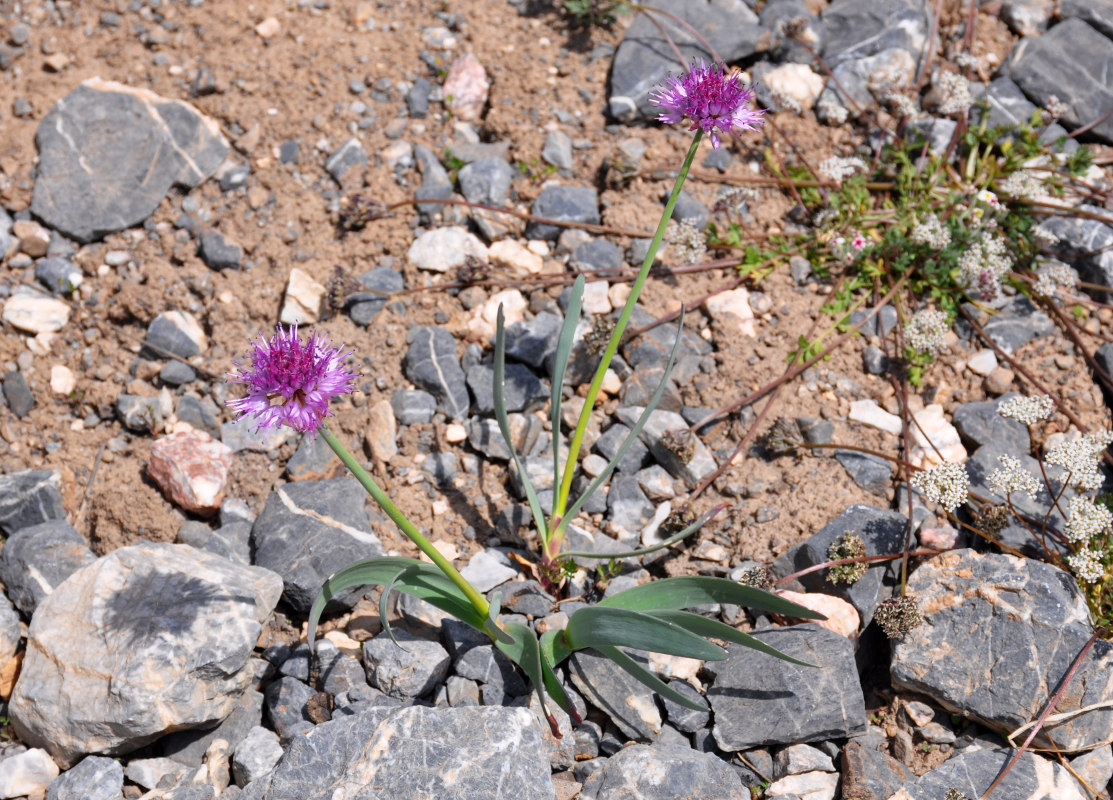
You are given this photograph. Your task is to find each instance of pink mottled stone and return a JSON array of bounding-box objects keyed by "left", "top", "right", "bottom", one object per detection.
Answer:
[
  {"left": 443, "top": 54, "right": 489, "bottom": 121},
  {"left": 775, "top": 590, "right": 861, "bottom": 638},
  {"left": 920, "top": 526, "right": 959, "bottom": 551},
  {"left": 147, "top": 429, "right": 233, "bottom": 515}
]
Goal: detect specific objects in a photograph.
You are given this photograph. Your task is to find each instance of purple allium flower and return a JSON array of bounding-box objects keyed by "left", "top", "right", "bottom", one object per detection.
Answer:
[
  {"left": 650, "top": 59, "right": 764, "bottom": 149},
  {"left": 227, "top": 325, "right": 357, "bottom": 434}
]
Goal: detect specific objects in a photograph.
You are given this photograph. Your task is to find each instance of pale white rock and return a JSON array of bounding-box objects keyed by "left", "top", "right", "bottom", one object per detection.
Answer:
[
  {"left": 776, "top": 590, "right": 860, "bottom": 638},
  {"left": 582, "top": 281, "right": 611, "bottom": 315},
  {"left": 445, "top": 423, "right": 468, "bottom": 443},
  {"left": 2, "top": 289, "right": 71, "bottom": 334},
  {"left": 443, "top": 54, "right": 489, "bottom": 121},
  {"left": 608, "top": 282, "right": 631, "bottom": 309},
  {"left": 381, "top": 141, "right": 413, "bottom": 171},
  {"left": 646, "top": 652, "right": 701, "bottom": 683},
  {"left": 765, "top": 769, "right": 839, "bottom": 800},
  {"left": 488, "top": 240, "right": 543, "bottom": 275},
  {"left": 600, "top": 369, "right": 621, "bottom": 395},
  {"left": 459, "top": 549, "right": 517, "bottom": 593},
  {"left": 527, "top": 240, "right": 550, "bottom": 256},
  {"left": 967, "top": 348, "right": 998, "bottom": 377},
  {"left": 909, "top": 404, "right": 967, "bottom": 468},
  {"left": 0, "top": 748, "right": 59, "bottom": 799},
  {"left": 582, "top": 454, "right": 609, "bottom": 478},
  {"left": 849, "top": 399, "right": 902, "bottom": 436},
  {"left": 640, "top": 501, "right": 673, "bottom": 547},
  {"left": 254, "top": 16, "right": 280, "bottom": 38},
  {"left": 146, "top": 429, "right": 233, "bottom": 515},
  {"left": 763, "top": 63, "right": 826, "bottom": 111},
  {"left": 704, "top": 288, "right": 755, "bottom": 336},
  {"left": 12, "top": 220, "right": 50, "bottom": 258},
  {"left": 479, "top": 289, "right": 528, "bottom": 327},
  {"left": 279, "top": 268, "right": 326, "bottom": 325},
  {"left": 407, "top": 226, "right": 488, "bottom": 272},
  {"left": 692, "top": 541, "right": 727, "bottom": 562},
  {"left": 50, "top": 365, "right": 75, "bottom": 395},
  {"left": 364, "top": 400, "right": 397, "bottom": 462}
]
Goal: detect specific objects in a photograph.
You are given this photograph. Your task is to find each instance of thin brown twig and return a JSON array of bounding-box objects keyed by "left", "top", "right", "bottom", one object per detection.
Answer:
[{"left": 72, "top": 442, "right": 105, "bottom": 535}]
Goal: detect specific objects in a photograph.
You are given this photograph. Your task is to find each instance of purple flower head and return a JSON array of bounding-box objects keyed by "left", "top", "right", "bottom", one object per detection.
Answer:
[
  {"left": 650, "top": 59, "right": 764, "bottom": 149},
  {"left": 227, "top": 324, "right": 357, "bottom": 435}
]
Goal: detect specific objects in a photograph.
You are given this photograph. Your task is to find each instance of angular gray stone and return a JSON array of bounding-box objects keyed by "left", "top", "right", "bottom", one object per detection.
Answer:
[
  {"left": 573, "top": 238, "right": 625, "bottom": 273},
  {"left": 660, "top": 679, "right": 710, "bottom": 734},
  {"left": 458, "top": 157, "right": 513, "bottom": 206},
  {"left": 952, "top": 398, "right": 1031, "bottom": 453},
  {"left": 465, "top": 362, "right": 546, "bottom": 415},
  {"left": 159, "top": 688, "right": 263, "bottom": 766},
  {"left": 254, "top": 705, "right": 555, "bottom": 800},
  {"left": 1, "top": 371, "right": 33, "bottom": 418},
  {"left": 596, "top": 424, "right": 651, "bottom": 474},
  {"left": 834, "top": 450, "right": 892, "bottom": 495},
  {"left": 45, "top": 755, "right": 123, "bottom": 800},
  {"left": 897, "top": 742, "right": 1086, "bottom": 799},
  {"left": 198, "top": 230, "right": 243, "bottom": 270},
  {"left": 965, "top": 442, "right": 1069, "bottom": 547},
  {"left": 1005, "top": 18, "right": 1113, "bottom": 143},
  {"left": 526, "top": 185, "right": 600, "bottom": 241},
  {"left": 0, "top": 469, "right": 66, "bottom": 536},
  {"left": 0, "top": 519, "right": 96, "bottom": 615},
  {"left": 892, "top": 549, "right": 1113, "bottom": 751},
  {"left": 979, "top": 296, "right": 1055, "bottom": 353},
  {"left": 232, "top": 726, "right": 284, "bottom": 788},
  {"left": 35, "top": 256, "right": 82, "bottom": 295},
  {"left": 345, "top": 267, "right": 404, "bottom": 326},
  {"left": 391, "top": 389, "right": 437, "bottom": 426},
  {"left": 541, "top": 131, "right": 574, "bottom": 170},
  {"left": 467, "top": 417, "right": 514, "bottom": 460},
  {"left": 773, "top": 505, "right": 906, "bottom": 625},
  {"left": 569, "top": 649, "right": 663, "bottom": 739},
  {"left": 608, "top": 0, "right": 763, "bottom": 119},
  {"left": 251, "top": 477, "right": 386, "bottom": 614},
  {"left": 10, "top": 543, "right": 283, "bottom": 768},
  {"left": 607, "top": 475, "right": 655, "bottom": 533},
  {"left": 1061, "top": 0, "right": 1113, "bottom": 38},
  {"left": 623, "top": 306, "right": 712, "bottom": 368},
  {"left": 325, "top": 138, "right": 368, "bottom": 185},
  {"left": 30, "top": 78, "right": 228, "bottom": 242},
  {"left": 580, "top": 743, "right": 742, "bottom": 800},
  {"left": 504, "top": 312, "right": 562, "bottom": 368},
  {"left": 263, "top": 676, "right": 316, "bottom": 742},
  {"left": 839, "top": 739, "right": 913, "bottom": 800},
  {"left": 821, "top": 0, "right": 930, "bottom": 66},
  {"left": 403, "top": 326, "right": 470, "bottom": 420},
  {"left": 615, "top": 407, "right": 718, "bottom": 484},
  {"left": 972, "top": 77, "right": 1076, "bottom": 151},
  {"left": 707, "top": 624, "right": 867, "bottom": 750},
  {"left": 453, "top": 644, "right": 528, "bottom": 697},
  {"left": 363, "top": 629, "right": 451, "bottom": 699},
  {"left": 0, "top": 593, "right": 19, "bottom": 669},
  {"left": 1039, "top": 205, "right": 1113, "bottom": 295}
]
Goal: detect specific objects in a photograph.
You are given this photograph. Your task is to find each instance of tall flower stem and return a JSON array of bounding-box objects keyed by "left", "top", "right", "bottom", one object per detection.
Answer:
[
  {"left": 549, "top": 130, "right": 704, "bottom": 557},
  {"left": 318, "top": 425, "right": 491, "bottom": 619}
]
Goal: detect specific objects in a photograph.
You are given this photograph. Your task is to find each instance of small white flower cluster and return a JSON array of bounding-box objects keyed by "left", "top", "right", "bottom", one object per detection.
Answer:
[
  {"left": 1067, "top": 548, "right": 1105, "bottom": 584},
  {"left": 1033, "top": 261, "right": 1077, "bottom": 298},
  {"left": 883, "top": 88, "right": 919, "bottom": 119},
  {"left": 665, "top": 218, "right": 707, "bottom": 265},
  {"left": 997, "top": 394, "right": 1054, "bottom": 425},
  {"left": 988, "top": 454, "right": 1040, "bottom": 500},
  {"left": 997, "top": 171, "right": 1044, "bottom": 200},
  {"left": 911, "top": 461, "right": 969, "bottom": 513},
  {"left": 905, "top": 309, "right": 950, "bottom": 355},
  {"left": 1065, "top": 497, "right": 1113, "bottom": 544},
  {"left": 1045, "top": 430, "right": 1113, "bottom": 491},
  {"left": 910, "top": 214, "right": 951, "bottom": 249},
  {"left": 935, "top": 71, "right": 973, "bottom": 115},
  {"left": 818, "top": 155, "right": 867, "bottom": 183},
  {"left": 818, "top": 97, "right": 849, "bottom": 125},
  {"left": 1044, "top": 95, "right": 1070, "bottom": 120},
  {"left": 957, "top": 231, "right": 1012, "bottom": 301},
  {"left": 951, "top": 52, "right": 983, "bottom": 71},
  {"left": 1033, "top": 224, "right": 1060, "bottom": 248}
]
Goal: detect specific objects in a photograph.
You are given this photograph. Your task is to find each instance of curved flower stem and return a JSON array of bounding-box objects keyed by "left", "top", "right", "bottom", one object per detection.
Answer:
[
  {"left": 550, "top": 130, "right": 704, "bottom": 540},
  {"left": 318, "top": 425, "right": 491, "bottom": 619}
]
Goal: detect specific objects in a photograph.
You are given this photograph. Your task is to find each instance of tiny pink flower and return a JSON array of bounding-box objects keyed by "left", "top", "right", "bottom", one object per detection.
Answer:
[
  {"left": 227, "top": 325, "right": 357, "bottom": 434},
  {"left": 851, "top": 234, "right": 867, "bottom": 250},
  {"left": 650, "top": 59, "right": 764, "bottom": 149}
]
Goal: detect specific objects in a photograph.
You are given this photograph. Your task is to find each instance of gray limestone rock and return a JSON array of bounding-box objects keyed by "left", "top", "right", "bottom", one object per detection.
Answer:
[
  {"left": 159, "top": 688, "right": 264, "bottom": 767},
  {"left": 1004, "top": 18, "right": 1113, "bottom": 143},
  {"left": 892, "top": 549, "right": 1113, "bottom": 751},
  {"left": 573, "top": 238, "right": 625, "bottom": 273},
  {"left": 979, "top": 296, "right": 1055, "bottom": 353},
  {"left": 198, "top": 231, "right": 244, "bottom": 270},
  {"left": 595, "top": 424, "right": 651, "bottom": 474},
  {"left": 30, "top": 78, "right": 228, "bottom": 242},
  {"left": 898, "top": 741, "right": 1086, "bottom": 799},
  {"left": 608, "top": 0, "right": 763, "bottom": 120},
  {"left": 0, "top": 469, "right": 66, "bottom": 537},
  {"left": 503, "top": 312, "right": 562, "bottom": 368},
  {"left": 542, "top": 131, "right": 574, "bottom": 170},
  {"left": 34, "top": 256, "right": 82, "bottom": 295},
  {"left": 706, "top": 624, "right": 867, "bottom": 750},
  {"left": 391, "top": 389, "right": 437, "bottom": 426},
  {"left": 0, "top": 593, "right": 19, "bottom": 669},
  {"left": 772, "top": 505, "right": 906, "bottom": 625},
  {"left": 10, "top": 543, "right": 282, "bottom": 768},
  {"left": 839, "top": 739, "right": 912, "bottom": 800},
  {"left": 952, "top": 398, "right": 1031, "bottom": 453},
  {"left": 834, "top": 450, "right": 892, "bottom": 495},
  {"left": 0, "top": 519, "right": 96, "bottom": 615},
  {"left": 255, "top": 705, "right": 555, "bottom": 800},
  {"left": 403, "top": 326, "right": 470, "bottom": 420},
  {"left": 971, "top": 77, "right": 1075, "bottom": 150},
  {"left": 45, "top": 755, "right": 124, "bottom": 800},
  {"left": 344, "top": 267, "right": 404, "bottom": 326},
  {"left": 465, "top": 362, "right": 546, "bottom": 416},
  {"left": 144, "top": 311, "right": 207, "bottom": 360},
  {"left": 458, "top": 158, "right": 513, "bottom": 206},
  {"left": 453, "top": 644, "right": 528, "bottom": 696},
  {"left": 660, "top": 679, "right": 710, "bottom": 734},
  {"left": 965, "top": 442, "right": 1069, "bottom": 549},
  {"left": 615, "top": 407, "right": 718, "bottom": 484},
  {"left": 1039, "top": 205, "right": 1113, "bottom": 296},
  {"left": 363, "top": 629, "right": 451, "bottom": 699},
  {"left": 1, "top": 372, "right": 33, "bottom": 418},
  {"left": 232, "top": 726, "right": 284, "bottom": 788},
  {"left": 580, "top": 743, "right": 742, "bottom": 800},
  {"left": 251, "top": 477, "right": 386, "bottom": 614},
  {"left": 820, "top": 0, "right": 931, "bottom": 66},
  {"left": 1061, "top": 0, "right": 1113, "bottom": 38},
  {"left": 325, "top": 138, "right": 368, "bottom": 185},
  {"left": 569, "top": 649, "right": 663, "bottom": 740},
  {"left": 263, "top": 676, "right": 316, "bottom": 742},
  {"left": 526, "top": 185, "right": 600, "bottom": 241}
]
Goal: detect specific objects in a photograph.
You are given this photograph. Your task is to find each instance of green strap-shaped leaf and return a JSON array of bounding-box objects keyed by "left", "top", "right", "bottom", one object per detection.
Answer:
[
  {"left": 307, "top": 557, "right": 488, "bottom": 651},
  {"left": 484, "top": 591, "right": 516, "bottom": 645},
  {"left": 378, "top": 564, "right": 421, "bottom": 652},
  {"left": 495, "top": 306, "right": 548, "bottom": 540},
  {"left": 645, "top": 609, "right": 818, "bottom": 668},
  {"left": 564, "top": 605, "right": 726, "bottom": 661},
  {"left": 551, "top": 275, "right": 585, "bottom": 505},
  {"left": 599, "top": 575, "right": 827, "bottom": 620},
  {"left": 553, "top": 309, "right": 687, "bottom": 540},
  {"left": 496, "top": 620, "right": 560, "bottom": 736},
  {"left": 595, "top": 644, "right": 709, "bottom": 712}
]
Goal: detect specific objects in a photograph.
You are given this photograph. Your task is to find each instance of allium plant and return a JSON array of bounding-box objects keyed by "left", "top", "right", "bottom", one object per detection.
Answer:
[{"left": 229, "top": 61, "right": 823, "bottom": 735}]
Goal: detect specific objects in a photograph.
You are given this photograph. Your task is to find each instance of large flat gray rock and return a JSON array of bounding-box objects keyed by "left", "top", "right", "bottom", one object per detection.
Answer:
[
  {"left": 1039, "top": 204, "right": 1113, "bottom": 295},
  {"left": 403, "top": 326, "right": 470, "bottom": 420},
  {"left": 892, "top": 549, "right": 1113, "bottom": 752},
  {"left": 10, "top": 543, "right": 282, "bottom": 768},
  {"left": 31, "top": 78, "right": 228, "bottom": 242},
  {"left": 820, "top": 0, "right": 931, "bottom": 66},
  {"left": 896, "top": 741, "right": 1086, "bottom": 799},
  {"left": 580, "top": 743, "right": 742, "bottom": 800}
]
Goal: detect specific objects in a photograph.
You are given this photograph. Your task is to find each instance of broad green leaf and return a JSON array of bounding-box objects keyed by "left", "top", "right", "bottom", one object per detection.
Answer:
[
  {"left": 540, "top": 628, "right": 574, "bottom": 668},
  {"left": 484, "top": 591, "right": 516, "bottom": 645},
  {"left": 378, "top": 564, "right": 420, "bottom": 652},
  {"left": 551, "top": 275, "right": 585, "bottom": 506},
  {"left": 495, "top": 306, "right": 548, "bottom": 540},
  {"left": 308, "top": 557, "right": 487, "bottom": 652},
  {"left": 564, "top": 606, "right": 726, "bottom": 661},
  {"left": 599, "top": 575, "right": 826, "bottom": 620},
  {"left": 595, "top": 644, "right": 708, "bottom": 712},
  {"left": 645, "top": 609, "right": 818, "bottom": 668},
  {"left": 496, "top": 620, "right": 560, "bottom": 736},
  {"left": 554, "top": 309, "right": 686, "bottom": 538}
]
